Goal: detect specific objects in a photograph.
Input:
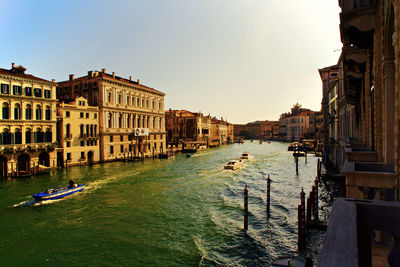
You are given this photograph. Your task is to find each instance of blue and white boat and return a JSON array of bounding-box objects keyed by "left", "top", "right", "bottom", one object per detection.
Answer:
[{"left": 32, "top": 184, "right": 85, "bottom": 201}]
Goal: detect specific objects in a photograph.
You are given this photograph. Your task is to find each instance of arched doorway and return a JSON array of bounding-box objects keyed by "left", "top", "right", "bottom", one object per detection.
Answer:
[
  {"left": 0, "top": 156, "right": 7, "bottom": 176},
  {"left": 87, "top": 151, "right": 94, "bottom": 164},
  {"left": 17, "top": 154, "right": 30, "bottom": 171},
  {"left": 38, "top": 152, "right": 50, "bottom": 167}
]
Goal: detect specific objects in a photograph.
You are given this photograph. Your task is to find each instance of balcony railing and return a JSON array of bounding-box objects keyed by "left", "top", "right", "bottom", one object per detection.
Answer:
[
  {"left": 0, "top": 142, "right": 58, "bottom": 151},
  {"left": 319, "top": 198, "right": 400, "bottom": 267}
]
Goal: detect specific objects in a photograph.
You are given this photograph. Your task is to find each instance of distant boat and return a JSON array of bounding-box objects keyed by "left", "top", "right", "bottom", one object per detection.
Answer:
[
  {"left": 15, "top": 170, "right": 33, "bottom": 177},
  {"left": 240, "top": 152, "right": 251, "bottom": 160},
  {"left": 224, "top": 159, "right": 242, "bottom": 170},
  {"left": 269, "top": 255, "right": 310, "bottom": 267},
  {"left": 38, "top": 164, "right": 51, "bottom": 174}
]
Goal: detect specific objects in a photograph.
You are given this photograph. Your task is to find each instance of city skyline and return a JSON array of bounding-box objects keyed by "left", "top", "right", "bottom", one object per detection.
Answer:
[{"left": 0, "top": 0, "right": 342, "bottom": 124}]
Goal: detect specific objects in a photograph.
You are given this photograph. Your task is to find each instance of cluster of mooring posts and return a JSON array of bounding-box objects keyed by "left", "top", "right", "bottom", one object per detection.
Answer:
[
  {"left": 242, "top": 161, "right": 326, "bottom": 251},
  {"left": 297, "top": 159, "right": 326, "bottom": 249},
  {"left": 243, "top": 175, "right": 272, "bottom": 231}
]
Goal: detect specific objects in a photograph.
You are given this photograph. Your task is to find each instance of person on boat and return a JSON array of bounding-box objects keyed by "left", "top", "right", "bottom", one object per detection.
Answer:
[
  {"left": 69, "top": 179, "right": 76, "bottom": 188},
  {"left": 46, "top": 189, "right": 51, "bottom": 194}
]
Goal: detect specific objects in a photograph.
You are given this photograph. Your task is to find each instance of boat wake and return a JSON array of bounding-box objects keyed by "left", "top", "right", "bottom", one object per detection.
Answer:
[{"left": 12, "top": 197, "right": 66, "bottom": 207}]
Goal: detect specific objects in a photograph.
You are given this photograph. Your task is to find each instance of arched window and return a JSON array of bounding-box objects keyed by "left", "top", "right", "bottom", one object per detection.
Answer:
[
  {"left": 35, "top": 105, "right": 42, "bottom": 120},
  {"left": 45, "top": 105, "right": 51, "bottom": 120},
  {"left": 86, "top": 124, "right": 89, "bottom": 137},
  {"left": 45, "top": 128, "right": 52, "bottom": 142},
  {"left": 14, "top": 104, "right": 21, "bottom": 120},
  {"left": 90, "top": 124, "right": 94, "bottom": 137},
  {"left": 94, "top": 125, "right": 97, "bottom": 136},
  {"left": 118, "top": 113, "right": 122, "bottom": 128},
  {"left": 25, "top": 104, "right": 32, "bottom": 120},
  {"left": 108, "top": 112, "right": 112, "bottom": 128},
  {"left": 35, "top": 128, "right": 43, "bottom": 143},
  {"left": 127, "top": 115, "right": 131, "bottom": 128},
  {"left": 2, "top": 103, "right": 9, "bottom": 119},
  {"left": 25, "top": 128, "right": 32, "bottom": 144},
  {"left": 2, "top": 129, "right": 11, "bottom": 145},
  {"left": 80, "top": 124, "right": 84, "bottom": 137},
  {"left": 14, "top": 128, "right": 22, "bottom": 144}
]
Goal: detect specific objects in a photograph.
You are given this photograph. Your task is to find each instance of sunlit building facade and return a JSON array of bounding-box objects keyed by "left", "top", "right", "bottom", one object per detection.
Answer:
[
  {"left": 57, "top": 69, "right": 166, "bottom": 162},
  {"left": 0, "top": 63, "right": 57, "bottom": 176},
  {"left": 57, "top": 97, "right": 100, "bottom": 167}
]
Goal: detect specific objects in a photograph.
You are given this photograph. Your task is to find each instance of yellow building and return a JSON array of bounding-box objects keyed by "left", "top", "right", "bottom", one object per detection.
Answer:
[
  {"left": 57, "top": 69, "right": 166, "bottom": 162},
  {"left": 57, "top": 97, "right": 99, "bottom": 167},
  {"left": 0, "top": 63, "right": 57, "bottom": 176}
]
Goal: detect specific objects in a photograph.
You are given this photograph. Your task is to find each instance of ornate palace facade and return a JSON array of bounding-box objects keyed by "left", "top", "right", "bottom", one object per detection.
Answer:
[{"left": 0, "top": 63, "right": 57, "bottom": 176}]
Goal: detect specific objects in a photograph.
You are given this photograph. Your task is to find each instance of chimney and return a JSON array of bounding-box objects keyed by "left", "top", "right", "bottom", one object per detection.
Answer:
[
  {"left": 88, "top": 71, "right": 93, "bottom": 77},
  {"left": 112, "top": 72, "right": 115, "bottom": 78},
  {"left": 129, "top": 76, "right": 132, "bottom": 81},
  {"left": 102, "top": 68, "right": 106, "bottom": 73},
  {"left": 52, "top": 79, "right": 55, "bottom": 83},
  {"left": 137, "top": 79, "right": 140, "bottom": 85},
  {"left": 69, "top": 74, "right": 75, "bottom": 81},
  {"left": 11, "top": 63, "right": 15, "bottom": 69},
  {"left": 95, "top": 71, "right": 99, "bottom": 76}
]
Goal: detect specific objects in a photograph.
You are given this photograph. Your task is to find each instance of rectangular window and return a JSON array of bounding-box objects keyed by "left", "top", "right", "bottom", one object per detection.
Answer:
[
  {"left": 80, "top": 141, "right": 84, "bottom": 146},
  {"left": 120, "top": 145, "right": 124, "bottom": 152},
  {"left": 84, "top": 83, "right": 88, "bottom": 89},
  {"left": 86, "top": 140, "right": 90, "bottom": 146},
  {"left": 81, "top": 152, "right": 85, "bottom": 159},
  {"left": 34, "top": 88, "right": 42, "bottom": 97},
  {"left": 13, "top": 85, "right": 22, "bottom": 95},
  {"left": 110, "top": 136, "right": 113, "bottom": 142},
  {"left": 80, "top": 112, "right": 84, "bottom": 118},
  {"left": 86, "top": 113, "right": 89, "bottom": 118},
  {"left": 120, "top": 135, "right": 123, "bottom": 141},
  {"left": 110, "top": 146, "right": 114, "bottom": 154},
  {"left": 66, "top": 111, "right": 70, "bottom": 117},
  {"left": 45, "top": 109, "right": 51, "bottom": 120},
  {"left": 44, "top": 90, "right": 51, "bottom": 98},
  {"left": 93, "top": 82, "right": 97, "bottom": 87},
  {"left": 94, "top": 113, "right": 97, "bottom": 119},
  {"left": 1, "top": 84, "right": 9, "bottom": 94},
  {"left": 25, "top": 87, "right": 32, "bottom": 96},
  {"left": 66, "top": 141, "right": 71, "bottom": 147},
  {"left": 108, "top": 93, "right": 112, "bottom": 102},
  {"left": 67, "top": 153, "right": 71, "bottom": 160}
]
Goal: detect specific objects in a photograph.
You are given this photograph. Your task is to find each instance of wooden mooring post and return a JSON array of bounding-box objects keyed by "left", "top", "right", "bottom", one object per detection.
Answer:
[
  {"left": 298, "top": 188, "right": 306, "bottom": 248},
  {"left": 295, "top": 155, "right": 299, "bottom": 175},
  {"left": 266, "top": 175, "right": 271, "bottom": 216},
  {"left": 305, "top": 151, "right": 307, "bottom": 163},
  {"left": 244, "top": 184, "right": 248, "bottom": 231}
]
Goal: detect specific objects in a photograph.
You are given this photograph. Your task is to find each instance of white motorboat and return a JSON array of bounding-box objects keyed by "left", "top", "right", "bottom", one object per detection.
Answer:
[
  {"left": 240, "top": 152, "right": 251, "bottom": 160},
  {"left": 224, "top": 159, "right": 242, "bottom": 170}
]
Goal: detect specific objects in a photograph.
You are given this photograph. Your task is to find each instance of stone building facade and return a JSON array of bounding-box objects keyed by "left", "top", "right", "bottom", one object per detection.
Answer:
[
  {"left": 165, "top": 109, "right": 211, "bottom": 146},
  {"left": 0, "top": 63, "right": 57, "bottom": 176},
  {"left": 322, "top": 0, "right": 400, "bottom": 202},
  {"left": 57, "top": 97, "right": 100, "bottom": 167},
  {"left": 57, "top": 69, "right": 166, "bottom": 161},
  {"left": 278, "top": 104, "right": 314, "bottom": 141}
]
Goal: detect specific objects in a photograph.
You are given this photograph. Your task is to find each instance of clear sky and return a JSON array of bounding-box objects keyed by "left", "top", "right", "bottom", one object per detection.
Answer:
[{"left": 0, "top": 0, "right": 342, "bottom": 124}]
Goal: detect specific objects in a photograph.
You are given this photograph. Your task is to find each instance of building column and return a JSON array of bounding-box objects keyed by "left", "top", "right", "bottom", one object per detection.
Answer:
[{"left": 383, "top": 56, "right": 395, "bottom": 166}]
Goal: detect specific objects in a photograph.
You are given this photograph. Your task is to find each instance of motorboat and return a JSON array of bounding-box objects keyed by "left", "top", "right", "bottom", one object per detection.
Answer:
[
  {"left": 32, "top": 184, "right": 85, "bottom": 201},
  {"left": 269, "top": 255, "right": 310, "bottom": 267},
  {"left": 240, "top": 152, "right": 251, "bottom": 160},
  {"left": 38, "top": 164, "right": 51, "bottom": 174},
  {"left": 16, "top": 170, "right": 33, "bottom": 177},
  {"left": 224, "top": 159, "right": 242, "bottom": 170}
]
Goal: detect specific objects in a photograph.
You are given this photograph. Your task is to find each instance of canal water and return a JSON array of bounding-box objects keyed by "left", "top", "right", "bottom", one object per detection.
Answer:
[{"left": 0, "top": 141, "right": 336, "bottom": 266}]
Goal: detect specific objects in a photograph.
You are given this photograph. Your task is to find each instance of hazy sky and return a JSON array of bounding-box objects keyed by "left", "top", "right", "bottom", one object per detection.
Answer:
[{"left": 0, "top": 0, "right": 342, "bottom": 124}]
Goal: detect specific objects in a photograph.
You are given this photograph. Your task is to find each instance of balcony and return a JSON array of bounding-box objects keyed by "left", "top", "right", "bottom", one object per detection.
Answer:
[
  {"left": 65, "top": 133, "right": 73, "bottom": 140},
  {"left": 339, "top": 0, "right": 376, "bottom": 48},
  {"left": 0, "top": 142, "right": 58, "bottom": 152},
  {"left": 318, "top": 198, "right": 400, "bottom": 267}
]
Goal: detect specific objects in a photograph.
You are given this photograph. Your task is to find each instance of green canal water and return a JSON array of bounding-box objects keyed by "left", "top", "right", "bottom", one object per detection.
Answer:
[{"left": 0, "top": 141, "right": 337, "bottom": 266}]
